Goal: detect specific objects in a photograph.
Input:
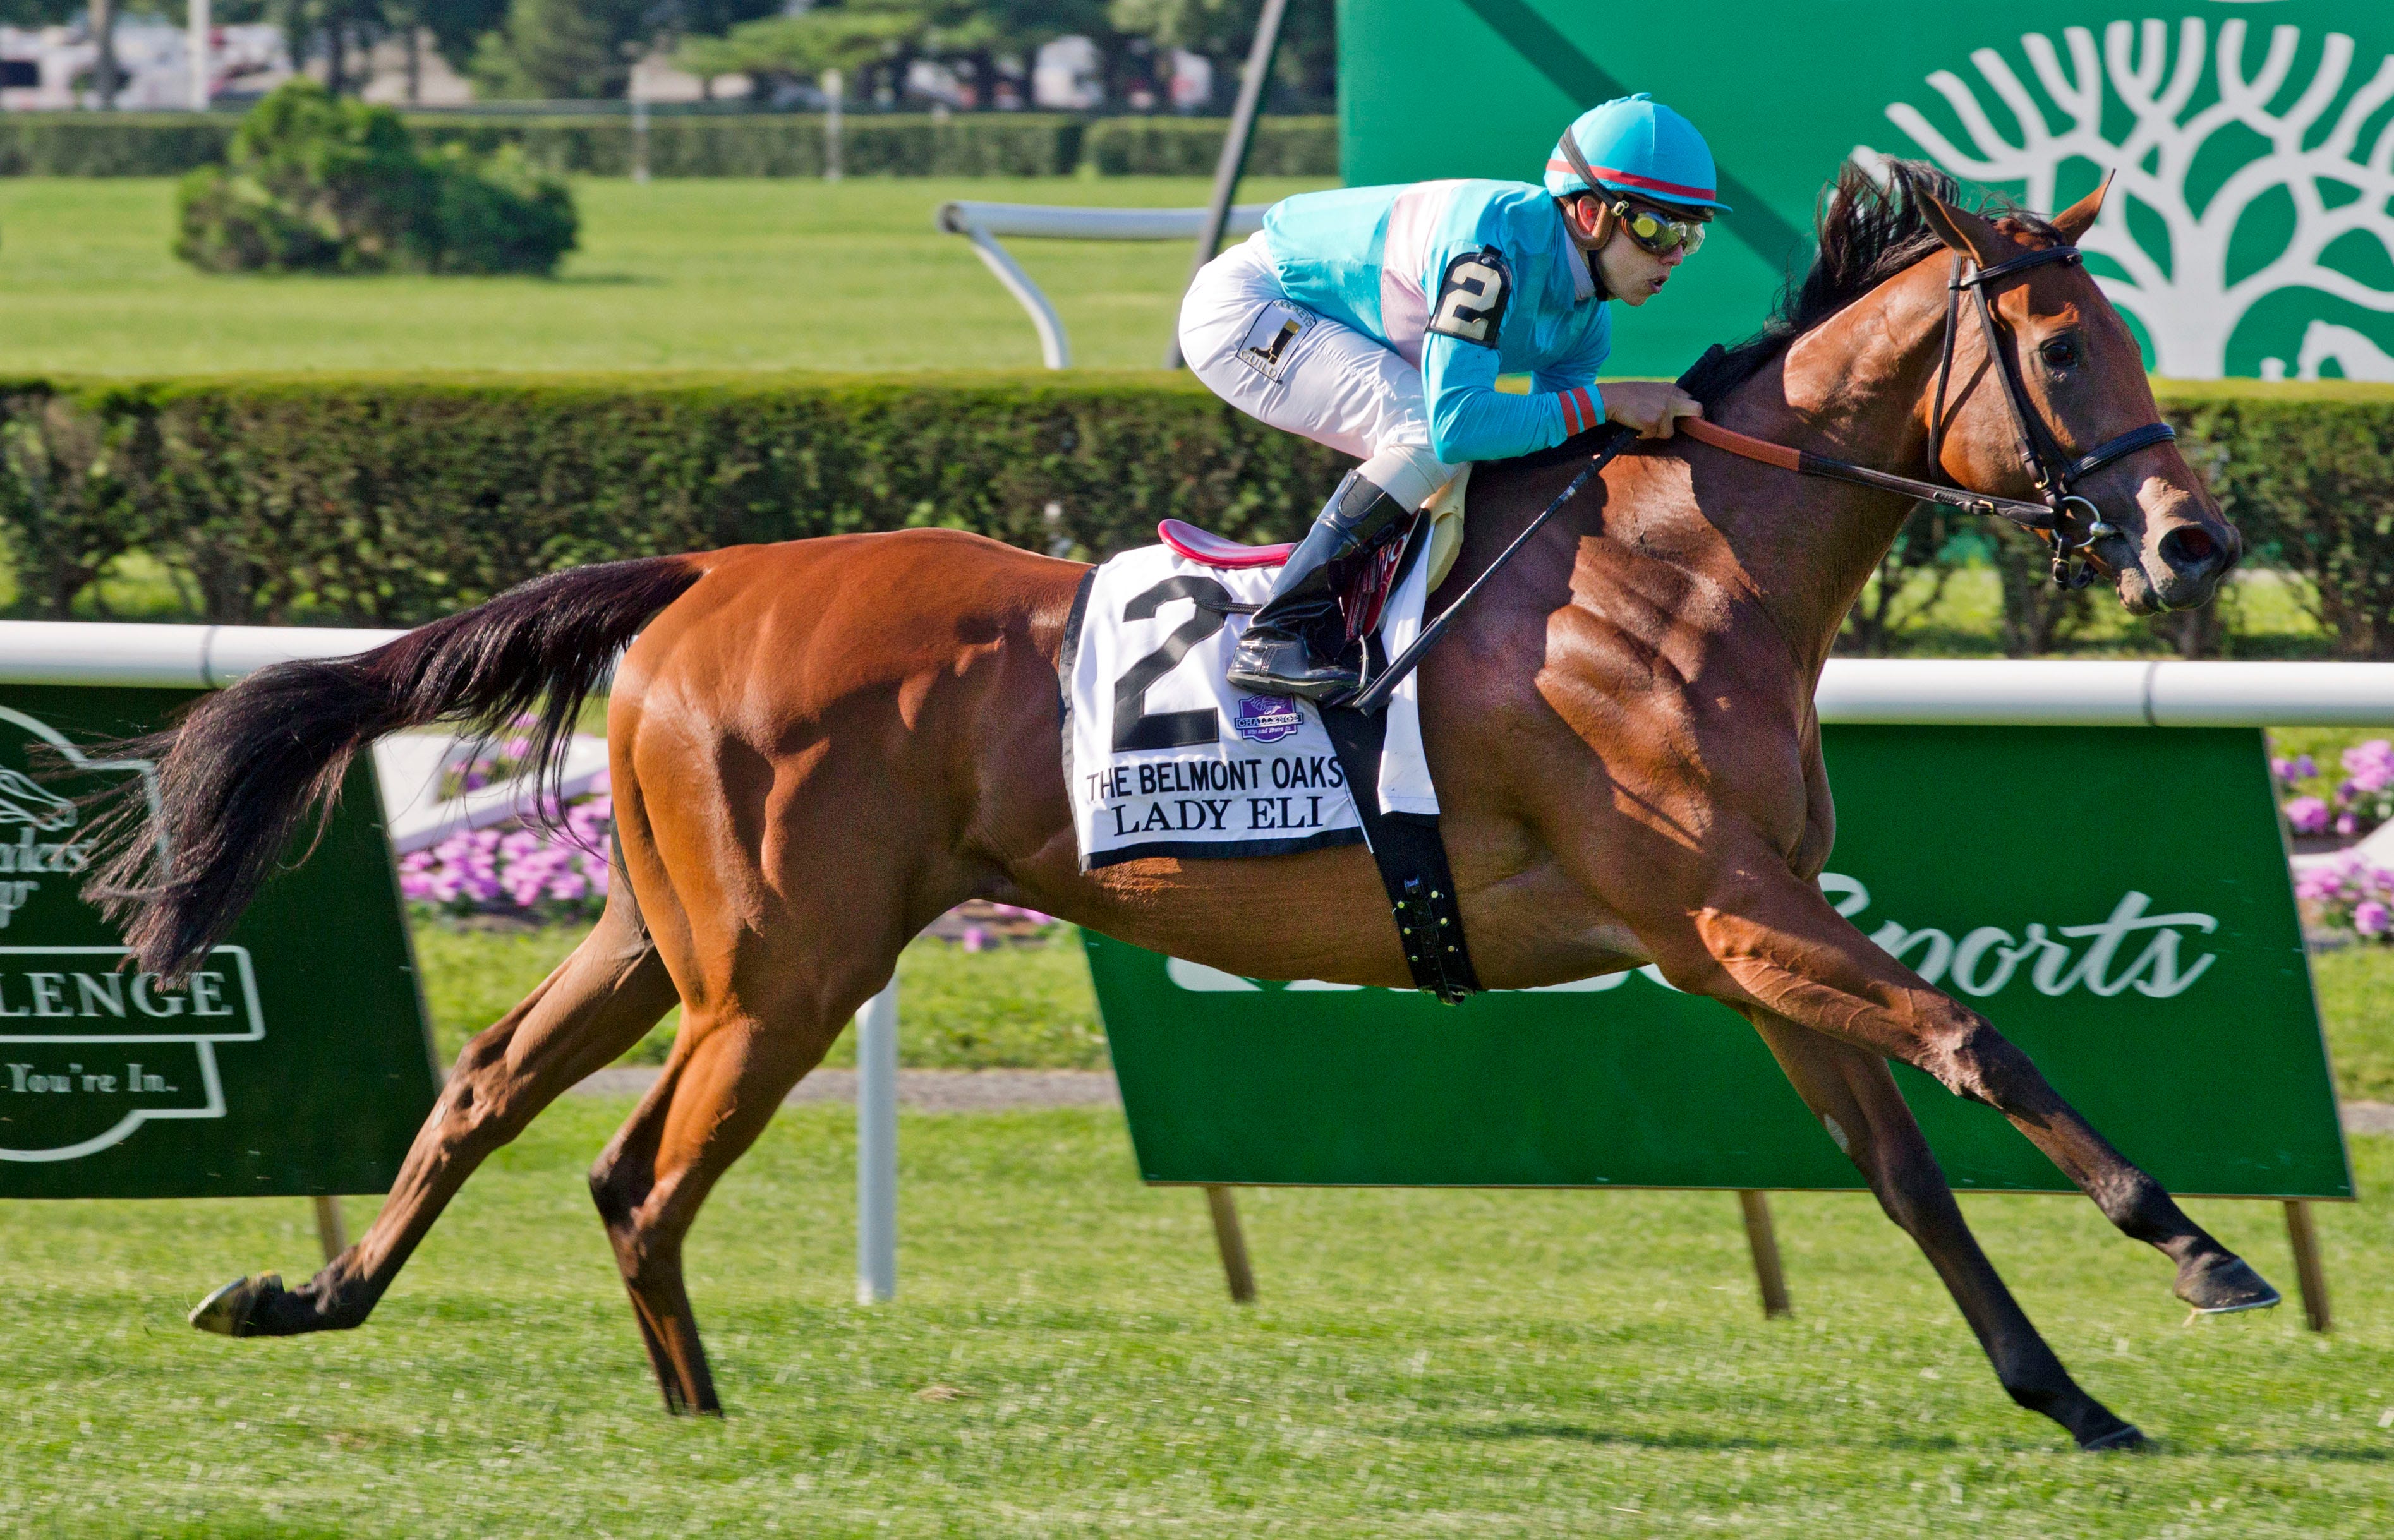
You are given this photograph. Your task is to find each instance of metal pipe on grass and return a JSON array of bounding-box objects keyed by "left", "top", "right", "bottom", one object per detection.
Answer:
[{"left": 856, "top": 977, "right": 898, "bottom": 1303}]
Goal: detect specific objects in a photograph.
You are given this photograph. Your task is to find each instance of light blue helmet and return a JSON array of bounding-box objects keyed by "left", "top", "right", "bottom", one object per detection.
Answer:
[{"left": 1544, "top": 93, "right": 1732, "bottom": 213}]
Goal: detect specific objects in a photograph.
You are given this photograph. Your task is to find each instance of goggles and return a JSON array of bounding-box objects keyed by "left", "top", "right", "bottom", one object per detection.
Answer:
[
  {"left": 1605, "top": 198, "right": 1707, "bottom": 257},
  {"left": 1553, "top": 129, "right": 1709, "bottom": 258}
]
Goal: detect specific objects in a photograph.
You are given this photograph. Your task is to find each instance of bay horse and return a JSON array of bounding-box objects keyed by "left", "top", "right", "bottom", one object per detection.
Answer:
[{"left": 111, "top": 164, "right": 2262, "bottom": 1451}]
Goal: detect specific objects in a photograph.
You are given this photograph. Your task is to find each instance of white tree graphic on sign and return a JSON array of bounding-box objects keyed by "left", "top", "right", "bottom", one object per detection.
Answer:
[{"left": 1875, "top": 18, "right": 2394, "bottom": 378}]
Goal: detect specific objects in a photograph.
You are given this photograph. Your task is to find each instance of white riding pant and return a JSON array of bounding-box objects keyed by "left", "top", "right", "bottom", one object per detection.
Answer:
[{"left": 1178, "top": 232, "right": 1457, "bottom": 513}]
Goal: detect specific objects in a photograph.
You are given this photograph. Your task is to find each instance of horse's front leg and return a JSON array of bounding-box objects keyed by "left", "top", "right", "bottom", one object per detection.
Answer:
[
  {"left": 1660, "top": 858, "right": 2278, "bottom": 1316},
  {"left": 1736, "top": 1006, "right": 2141, "bottom": 1448}
]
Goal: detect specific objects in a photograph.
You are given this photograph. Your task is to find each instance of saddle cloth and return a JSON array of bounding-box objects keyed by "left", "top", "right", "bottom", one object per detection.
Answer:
[{"left": 1058, "top": 502, "right": 1456, "bottom": 872}]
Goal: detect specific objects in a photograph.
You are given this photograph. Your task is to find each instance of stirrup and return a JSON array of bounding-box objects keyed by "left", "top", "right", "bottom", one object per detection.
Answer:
[{"left": 1225, "top": 633, "right": 1360, "bottom": 704}]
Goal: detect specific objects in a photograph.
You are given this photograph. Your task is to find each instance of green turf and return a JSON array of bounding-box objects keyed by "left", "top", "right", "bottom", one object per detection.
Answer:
[
  {"left": 0, "top": 176, "right": 1331, "bottom": 375},
  {"left": 0, "top": 1098, "right": 2386, "bottom": 1537},
  {"left": 2313, "top": 947, "right": 2394, "bottom": 1104},
  {"left": 409, "top": 917, "right": 1104, "bottom": 1070}
]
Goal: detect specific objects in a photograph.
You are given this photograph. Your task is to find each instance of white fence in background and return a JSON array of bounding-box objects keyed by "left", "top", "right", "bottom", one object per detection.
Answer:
[
  {"left": 12, "top": 620, "right": 2394, "bottom": 1304},
  {"left": 10, "top": 618, "right": 2394, "bottom": 724},
  {"left": 934, "top": 201, "right": 1268, "bottom": 368}
]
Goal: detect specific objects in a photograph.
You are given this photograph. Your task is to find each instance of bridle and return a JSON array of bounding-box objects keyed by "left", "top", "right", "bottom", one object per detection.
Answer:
[{"left": 1682, "top": 240, "right": 2178, "bottom": 589}]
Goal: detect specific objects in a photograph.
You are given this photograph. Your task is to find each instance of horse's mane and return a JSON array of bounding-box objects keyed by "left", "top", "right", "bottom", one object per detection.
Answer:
[{"left": 1676, "top": 158, "right": 2059, "bottom": 409}]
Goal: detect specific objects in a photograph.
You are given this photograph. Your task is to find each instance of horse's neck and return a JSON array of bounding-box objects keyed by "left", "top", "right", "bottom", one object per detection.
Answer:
[{"left": 1705, "top": 263, "right": 1953, "bottom": 677}]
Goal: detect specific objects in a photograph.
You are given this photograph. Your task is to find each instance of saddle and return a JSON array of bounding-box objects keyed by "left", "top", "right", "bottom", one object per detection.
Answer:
[
  {"left": 1148, "top": 472, "right": 1482, "bottom": 1004},
  {"left": 1158, "top": 465, "right": 1472, "bottom": 649}
]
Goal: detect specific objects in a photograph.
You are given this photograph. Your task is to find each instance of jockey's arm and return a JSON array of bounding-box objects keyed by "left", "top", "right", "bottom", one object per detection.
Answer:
[{"left": 1421, "top": 330, "right": 1598, "bottom": 464}]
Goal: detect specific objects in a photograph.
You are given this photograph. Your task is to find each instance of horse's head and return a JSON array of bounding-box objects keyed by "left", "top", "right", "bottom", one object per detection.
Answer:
[{"left": 1916, "top": 183, "right": 2240, "bottom": 615}]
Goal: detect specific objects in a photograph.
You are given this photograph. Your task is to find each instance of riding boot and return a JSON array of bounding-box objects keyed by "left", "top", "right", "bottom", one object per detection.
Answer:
[{"left": 1224, "top": 469, "right": 1412, "bottom": 702}]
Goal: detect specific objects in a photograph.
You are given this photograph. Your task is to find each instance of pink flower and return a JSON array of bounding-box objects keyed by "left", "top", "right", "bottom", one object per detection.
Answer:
[
  {"left": 2345, "top": 740, "right": 2394, "bottom": 794},
  {"left": 2358, "top": 901, "right": 2391, "bottom": 937},
  {"left": 2338, "top": 812, "right": 2359, "bottom": 836},
  {"left": 962, "top": 925, "right": 989, "bottom": 953},
  {"left": 2285, "top": 796, "right": 2330, "bottom": 835}
]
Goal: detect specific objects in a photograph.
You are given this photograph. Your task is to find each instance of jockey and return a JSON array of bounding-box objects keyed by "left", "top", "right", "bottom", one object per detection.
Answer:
[{"left": 1178, "top": 93, "right": 1723, "bottom": 702}]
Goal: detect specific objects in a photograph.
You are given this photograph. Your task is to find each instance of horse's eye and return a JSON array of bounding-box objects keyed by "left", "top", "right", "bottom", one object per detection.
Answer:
[{"left": 2040, "top": 337, "right": 2079, "bottom": 369}]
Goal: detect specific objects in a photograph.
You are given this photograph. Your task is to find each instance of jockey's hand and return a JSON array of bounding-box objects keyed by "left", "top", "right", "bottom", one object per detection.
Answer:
[{"left": 1600, "top": 381, "right": 1703, "bottom": 440}]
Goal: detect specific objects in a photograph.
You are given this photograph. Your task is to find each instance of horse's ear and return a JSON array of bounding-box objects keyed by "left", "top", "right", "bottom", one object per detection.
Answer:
[
  {"left": 2050, "top": 172, "right": 2111, "bottom": 243},
  {"left": 1918, "top": 193, "right": 2018, "bottom": 269}
]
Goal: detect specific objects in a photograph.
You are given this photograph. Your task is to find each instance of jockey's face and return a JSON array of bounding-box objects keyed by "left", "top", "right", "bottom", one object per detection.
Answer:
[{"left": 1565, "top": 194, "right": 1706, "bottom": 308}]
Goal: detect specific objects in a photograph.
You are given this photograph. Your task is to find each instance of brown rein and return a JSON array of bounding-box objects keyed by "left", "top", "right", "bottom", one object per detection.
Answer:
[{"left": 1675, "top": 416, "right": 2057, "bottom": 528}]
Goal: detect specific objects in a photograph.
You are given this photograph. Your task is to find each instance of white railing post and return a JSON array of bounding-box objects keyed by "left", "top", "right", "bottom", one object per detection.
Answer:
[
  {"left": 187, "top": 0, "right": 210, "bottom": 111},
  {"left": 824, "top": 69, "right": 844, "bottom": 183},
  {"left": 855, "top": 975, "right": 898, "bottom": 1304}
]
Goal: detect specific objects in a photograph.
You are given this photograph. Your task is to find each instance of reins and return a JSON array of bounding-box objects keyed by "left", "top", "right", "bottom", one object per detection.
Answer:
[
  {"left": 1681, "top": 241, "right": 2177, "bottom": 591},
  {"left": 1350, "top": 236, "right": 2180, "bottom": 715}
]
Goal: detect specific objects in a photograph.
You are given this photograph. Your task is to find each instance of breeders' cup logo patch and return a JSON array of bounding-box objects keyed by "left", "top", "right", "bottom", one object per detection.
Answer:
[{"left": 1231, "top": 695, "right": 1304, "bottom": 744}]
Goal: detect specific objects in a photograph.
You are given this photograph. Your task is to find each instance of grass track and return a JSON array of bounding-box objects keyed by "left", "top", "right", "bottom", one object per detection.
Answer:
[
  {"left": 0, "top": 176, "right": 1331, "bottom": 375},
  {"left": 0, "top": 1102, "right": 2388, "bottom": 1536}
]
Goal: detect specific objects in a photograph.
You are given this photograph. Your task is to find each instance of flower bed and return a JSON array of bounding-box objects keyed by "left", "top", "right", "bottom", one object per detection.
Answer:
[
  {"left": 400, "top": 782, "right": 613, "bottom": 923},
  {"left": 2275, "top": 738, "right": 2394, "bottom": 839},
  {"left": 2295, "top": 850, "right": 2394, "bottom": 942}
]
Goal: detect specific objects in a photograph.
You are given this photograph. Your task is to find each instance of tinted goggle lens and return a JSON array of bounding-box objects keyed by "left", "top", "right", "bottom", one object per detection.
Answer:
[{"left": 1615, "top": 202, "right": 1705, "bottom": 256}]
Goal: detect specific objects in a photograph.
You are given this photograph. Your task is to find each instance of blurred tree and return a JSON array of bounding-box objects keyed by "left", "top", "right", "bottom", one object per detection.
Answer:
[
  {"left": 0, "top": 0, "right": 77, "bottom": 25},
  {"left": 675, "top": 0, "right": 1125, "bottom": 109},
  {"left": 263, "top": 0, "right": 399, "bottom": 97},
  {"left": 471, "top": 0, "right": 648, "bottom": 99},
  {"left": 673, "top": 1, "right": 921, "bottom": 103},
  {"left": 1108, "top": 0, "right": 1334, "bottom": 111},
  {"left": 416, "top": 0, "right": 510, "bottom": 73}
]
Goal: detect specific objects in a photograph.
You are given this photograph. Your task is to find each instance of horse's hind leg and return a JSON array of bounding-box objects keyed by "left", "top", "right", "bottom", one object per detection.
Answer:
[
  {"left": 1739, "top": 1008, "right": 2143, "bottom": 1450},
  {"left": 190, "top": 893, "right": 679, "bottom": 1337},
  {"left": 586, "top": 972, "right": 875, "bottom": 1414},
  {"left": 1681, "top": 864, "right": 2276, "bottom": 1317}
]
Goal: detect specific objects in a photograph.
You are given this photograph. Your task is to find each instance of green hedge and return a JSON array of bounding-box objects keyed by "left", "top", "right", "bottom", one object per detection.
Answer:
[
  {"left": 4, "top": 373, "right": 2388, "bottom": 653},
  {"left": 0, "top": 112, "right": 1336, "bottom": 179},
  {"left": 2160, "top": 381, "right": 2394, "bottom": 658},
  {"left": 1083, "top": 116, "right": 1339, "bottom": 177},
  {"left": 0, "top": 373, "right": 1345, "bottom": 624},
  {"left": 410, "top": 113, "right": 1086, "bottom": 178},
  {"left": 0, "top": 113, "right": 236, "bottom": 176}
]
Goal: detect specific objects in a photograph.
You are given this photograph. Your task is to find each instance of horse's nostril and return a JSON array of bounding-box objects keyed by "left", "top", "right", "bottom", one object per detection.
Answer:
[{"left": 2160, "top": 525, "right": 2217, "bottom": 568}]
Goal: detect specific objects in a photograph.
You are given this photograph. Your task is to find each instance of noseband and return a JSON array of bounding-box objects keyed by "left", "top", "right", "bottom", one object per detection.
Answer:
[{"left": 1680, "top": 240, "right": 2177, "bottom": 589}]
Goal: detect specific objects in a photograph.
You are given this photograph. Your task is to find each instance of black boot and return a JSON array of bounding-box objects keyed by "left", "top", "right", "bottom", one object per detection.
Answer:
[{"left": 1225, "top": 470, "right": 1411, "bottom": 702}]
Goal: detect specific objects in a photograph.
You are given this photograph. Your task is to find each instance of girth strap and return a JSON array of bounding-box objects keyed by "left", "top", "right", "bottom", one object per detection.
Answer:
[{"left": 1319, "top": 695, "right": 1482, "bottom": 1004}]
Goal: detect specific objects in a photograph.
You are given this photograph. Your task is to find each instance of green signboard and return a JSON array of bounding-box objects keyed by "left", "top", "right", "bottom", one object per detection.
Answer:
[
  {"left": 1340, "top": 1, "right": 2394, "bottom": 381},
  {"left": 1092, "top": 725, "right": 2350, "bottom": 1200},
  {"left": 0, "top": 687, "right": 438, "bottom": 1198}
]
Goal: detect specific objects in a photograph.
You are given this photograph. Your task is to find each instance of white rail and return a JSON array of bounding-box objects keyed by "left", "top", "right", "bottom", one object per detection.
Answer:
[
  {"left": 9, "top": 621, "right": 2394, "bottom": 726},
  {"left": 0, "top": 620, "right": 405, "bottom": 689},
  {"left": 934, "top": 201, "right": 1268, "bottom": 370}
]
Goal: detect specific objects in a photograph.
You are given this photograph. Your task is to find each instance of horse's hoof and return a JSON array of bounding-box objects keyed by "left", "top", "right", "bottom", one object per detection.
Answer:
[
  {"left": 2078, "top": 1421, "right": 2148, "bottom": 1453},
  {"left": 2175, "top": 1253, "right": 2282, "bottom": 1316},
  {"left": 188, "top": 1273, "right": 282, "bottom": 1337}
]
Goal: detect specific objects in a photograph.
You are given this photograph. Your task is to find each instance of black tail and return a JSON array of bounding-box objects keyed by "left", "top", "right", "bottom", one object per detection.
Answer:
[{"left": 88, "top": 555, "right": 706, "bottom": 977}]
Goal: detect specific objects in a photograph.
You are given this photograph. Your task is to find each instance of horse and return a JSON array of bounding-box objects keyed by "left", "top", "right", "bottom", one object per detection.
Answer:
[{"left": 106, "top": 163, "right": 2260, "bottom": 1452}]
